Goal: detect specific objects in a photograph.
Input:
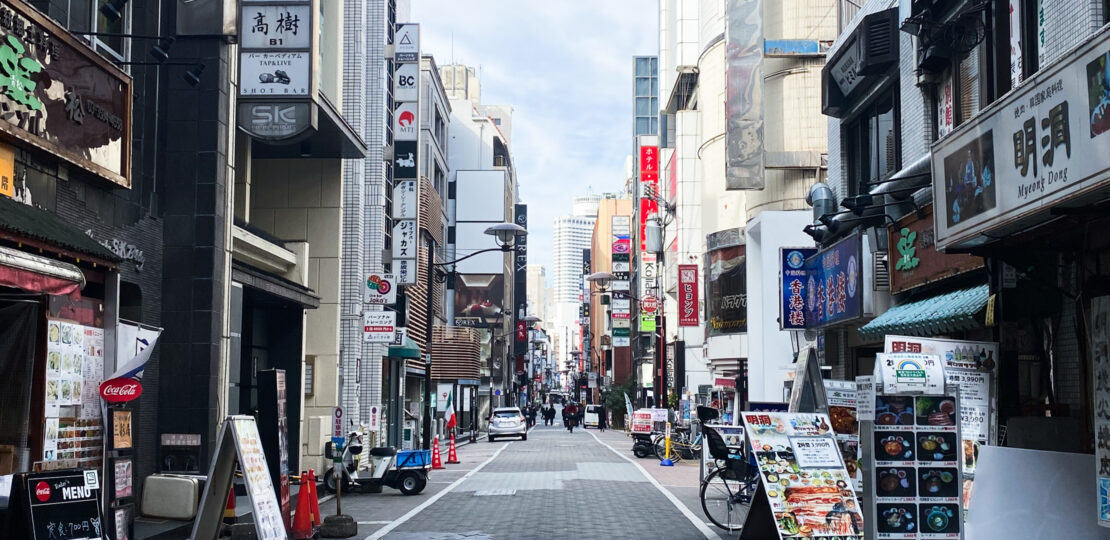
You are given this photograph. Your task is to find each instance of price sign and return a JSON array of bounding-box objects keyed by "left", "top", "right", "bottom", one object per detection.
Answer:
[{"left": 789, "top": 436, "right": 843, "bottom": 468}]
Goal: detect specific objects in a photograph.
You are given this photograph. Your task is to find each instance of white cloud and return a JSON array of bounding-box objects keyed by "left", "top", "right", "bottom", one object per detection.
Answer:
[{"left": 411, "top": 1, "right": 657, "bottom": 285}]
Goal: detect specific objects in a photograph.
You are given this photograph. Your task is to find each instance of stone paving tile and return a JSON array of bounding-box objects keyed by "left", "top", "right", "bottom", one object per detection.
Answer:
[{"left": 382, "top": 425, "right": 707, "bottom": 540}]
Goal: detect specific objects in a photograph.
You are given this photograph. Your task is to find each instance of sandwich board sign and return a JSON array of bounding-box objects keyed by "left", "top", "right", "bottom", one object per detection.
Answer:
[{"left": 191, "top": 416, "right": 287, "bottom": 540}]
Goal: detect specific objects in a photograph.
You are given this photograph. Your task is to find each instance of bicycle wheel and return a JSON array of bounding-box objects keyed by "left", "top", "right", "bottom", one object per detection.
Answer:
[{"left": 700, "top": 468, "right": 747, "bottom": 532}]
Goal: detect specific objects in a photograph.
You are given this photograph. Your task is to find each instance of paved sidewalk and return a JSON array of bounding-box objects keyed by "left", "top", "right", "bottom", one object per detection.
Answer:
[{"left": 587, "top": 427, "right": 740, "bottom": 539}]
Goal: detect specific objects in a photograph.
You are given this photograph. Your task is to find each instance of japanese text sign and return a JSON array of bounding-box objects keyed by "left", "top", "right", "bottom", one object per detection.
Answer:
[
  {"left": 876, "top": 352, "right": 944, "bottom": 395},
  {"left": 933, "top": 27, "right": 1110, "bottom": 250},
  {"left": 803, "top": 233, "right": 861, "bottom": 328},
  {"left": 780, "top": 247, "right": 816, "bottom": 330},
  {"left": 678, "top": 264, "right": 699, "bottom": 326},
  {"left": 363, "top": 312, "right": 397, "bottom": 343}
]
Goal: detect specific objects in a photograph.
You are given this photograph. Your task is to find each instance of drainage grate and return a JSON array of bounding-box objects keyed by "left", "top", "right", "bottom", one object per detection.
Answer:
[{"left": 473, "top": 489, "right": 517, "bottom": 497}]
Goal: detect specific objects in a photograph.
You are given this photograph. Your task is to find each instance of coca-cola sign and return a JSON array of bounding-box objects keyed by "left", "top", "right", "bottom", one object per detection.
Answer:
[
  {"left": 34, "top": 481, "right": 50, "bottom": 502},
  {"left": 100, "top": 378, "right": 142, "bottom": 402}
]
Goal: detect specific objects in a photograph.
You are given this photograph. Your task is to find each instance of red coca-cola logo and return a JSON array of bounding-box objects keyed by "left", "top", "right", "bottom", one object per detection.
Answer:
[
  {"left": 35, "top": 481, "right": 50, "bottom": 502},
  {"left": 100, "top": 378, "right": 143, "bottom": 402}
]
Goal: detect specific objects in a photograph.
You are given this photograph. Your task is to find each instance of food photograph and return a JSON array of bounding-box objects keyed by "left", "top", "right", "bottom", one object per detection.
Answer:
[
  {"left": 876, "top": 504, "right": 917, "bottom": 534},
  {"left": 875, "top": 396, "right": 916, "bottom": 427},
  {"left": 914, "top": 396, "right": 957, "bottom": 427},
  {"left": 875, "top": 431, "right": 915, "bottom": 462},
  {"left": 918, "top": 468, "right": 959, "bottom": 499},
  {"left": 916, "top": 433, "right": 958, "bottom": 462},
  {"left": 876, "top": 467, "right": 917, "bottom": 498}
]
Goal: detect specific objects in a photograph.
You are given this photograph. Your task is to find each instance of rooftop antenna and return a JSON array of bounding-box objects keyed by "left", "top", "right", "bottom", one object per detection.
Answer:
[{"left": 451, "top": 32, "right": 454, "bottom": 64}]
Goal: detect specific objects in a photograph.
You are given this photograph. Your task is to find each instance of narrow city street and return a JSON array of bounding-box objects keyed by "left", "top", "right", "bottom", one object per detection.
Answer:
[{"left": 319, "top": 415, "right": 728, "bottom": 540}]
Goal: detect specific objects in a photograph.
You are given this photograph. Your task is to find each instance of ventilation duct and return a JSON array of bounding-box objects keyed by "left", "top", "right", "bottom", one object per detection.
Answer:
[{"left": 807, "top": 183, "right": 837, "bottom": 225}]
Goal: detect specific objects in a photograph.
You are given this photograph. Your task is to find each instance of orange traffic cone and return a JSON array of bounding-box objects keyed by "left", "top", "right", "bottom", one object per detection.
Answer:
[
  {"left": 305, "top": 469, "right": 322, "bottom": 527},
  {"left": 223, "top": 487, "right": 236, "bottom": 524},
  {"left": 291, "top": 471, "right": 313, "bottom": 539},
  {"left": 446, "top": 434, "right": 460, "bottom": 464},
  {"left": 431, "top": 436, "right": 444, "bottom": 469}
]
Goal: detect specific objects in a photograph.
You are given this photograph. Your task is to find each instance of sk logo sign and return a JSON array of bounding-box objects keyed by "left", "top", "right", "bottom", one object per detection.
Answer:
[{"left": 895, "top": 228, "right": 919, "bottom": 271}]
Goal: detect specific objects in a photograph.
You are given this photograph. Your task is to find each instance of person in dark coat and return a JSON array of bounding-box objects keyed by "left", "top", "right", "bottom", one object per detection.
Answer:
[{"left": 597, "top": 404, "right": 608, "bottom": 431}]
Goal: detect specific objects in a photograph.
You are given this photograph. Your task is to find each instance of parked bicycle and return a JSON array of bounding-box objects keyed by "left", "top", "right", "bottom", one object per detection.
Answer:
[
  {"left": 696, "top": 406, "right": 759, "bottom": 532},
  {"left": 653, "top": 429, "right": 702, "bottom": 462}
]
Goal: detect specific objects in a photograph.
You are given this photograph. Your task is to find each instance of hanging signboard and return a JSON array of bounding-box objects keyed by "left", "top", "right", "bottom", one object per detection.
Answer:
[
  {"left": 678, "top": 264, "right": 699, "bottom": 326},
  {"left": 932, "top": 25, "right": 1110, "bottom": 251},
  {"left": 364, "top": 274, "right": 397, "bottom": 305},
  {"left": 394, "top": 24, "right": 419, "bottom": 62},
  {"left": 781, "top": 247, "right": 816, "bottom": 329},
  {"left": 803, "top": 233, "right": 862, "bottom": 328},
  {"left": 741, "top": 411, "right": 864, "bottom": 538},
  {"left": 393, "top": 62, "right": 419, "bottom": 102},
  {"left": 0, "top": 0, "right": 132, "bottom": 187},
  {"left": 363, "top": 312, "right": 397, "bottom": 343},
  {"left": 1092, "top": 296, "right": 1110, "bottom": 528}
]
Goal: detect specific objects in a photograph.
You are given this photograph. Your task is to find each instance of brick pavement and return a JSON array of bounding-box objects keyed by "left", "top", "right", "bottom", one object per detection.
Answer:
[{"left": 374, "top": 422, "right": 715, "bottom": 540}]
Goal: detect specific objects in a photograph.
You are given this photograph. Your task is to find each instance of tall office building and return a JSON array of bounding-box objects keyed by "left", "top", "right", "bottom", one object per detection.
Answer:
[
  {"left": 633, "top": 56, "right": 659, "bottom": 140},
  {"left": 550, "top": 194, "right": 605, "bottom": 375},
  {"left": 526, "top": 265, "right": 548, "bottom": 322}
]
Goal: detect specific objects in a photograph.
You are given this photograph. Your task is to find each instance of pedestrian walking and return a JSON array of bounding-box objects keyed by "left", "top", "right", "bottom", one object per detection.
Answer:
[
  {"left": 526, "top": 405, "right": 537, "bottom": 428},
  {"left": 597, "top": 404, "right": 607, "bottom": 432}
]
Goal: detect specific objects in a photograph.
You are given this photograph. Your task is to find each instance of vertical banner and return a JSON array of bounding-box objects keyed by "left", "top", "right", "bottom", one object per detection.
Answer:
[
  {"left": 724, "top": 0, "right": 764, "bottom": 190},
  {"left": 391, "top": 23, "right": 420, "bottom": 284},
  {"left": 514, "top": 204, "right": 528, "bottom": 362},
  {"left": 1091, "top": 296, "right": 1110, "bottom": 527},
  {"left": 780, "top": 247, "right": 816, "bottom": 330},
  {"left": 678, "top": 264, "right": 699, "bottom": 327},
  {"left": 639, "top": 143, "right": 659, "bottom": 251}
]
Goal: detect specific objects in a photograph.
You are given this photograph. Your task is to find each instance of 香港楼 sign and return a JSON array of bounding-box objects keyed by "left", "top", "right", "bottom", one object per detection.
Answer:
[
  {"left": 933, "top": 24, "right": 1110, "bottom": 250},
  {"left": 780, "top": 247, "right": 816, "bottom": 330},
  {"left": 803, "top": 233, "right": 861, "bottom": 328},
  {"left": 0, "top": 0, "right": 131, "bottom": 188}
]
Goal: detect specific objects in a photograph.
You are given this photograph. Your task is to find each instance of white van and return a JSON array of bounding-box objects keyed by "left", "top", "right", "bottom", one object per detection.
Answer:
[{"left": 584, "top": 405, "right": 603, "bottom": 428}]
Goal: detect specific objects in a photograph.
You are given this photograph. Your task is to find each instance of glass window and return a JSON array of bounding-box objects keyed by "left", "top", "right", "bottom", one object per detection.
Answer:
[
  {"left": 91, "top": 0, "right": 128, "bottom": 61},
  {"left": 635, "top": 77, "right": 650, "bottom": 96},
  {"left": 636, "top": 117, "right": 651, "bottom": 135},
  {"left": 636, "top": 57, "right": 651, "bottom": 76},
  {"left": 650, "top": 78, "right": 658, "bottom": 96},
  {"left": 845, "top": 88, "right": 899, "bottom": 196},
  {"left": 635, "top": 98, "right": 651, "bottom": 116}
]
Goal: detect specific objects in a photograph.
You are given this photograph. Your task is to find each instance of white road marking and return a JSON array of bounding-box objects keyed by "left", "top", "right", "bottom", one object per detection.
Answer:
[
  {"left": 587, "top": 430, "right": 718, "bottom": 539},
  {"left": 363, "top": 441, "right": 512, "bottom": 540},
  {"left": 358, "top": 521, "right": 394, "bottom": 525}
]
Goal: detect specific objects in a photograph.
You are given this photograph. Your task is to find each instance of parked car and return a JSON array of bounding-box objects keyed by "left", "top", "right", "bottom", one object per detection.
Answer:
[
  {"left": 583, "top": 405, "right": 604, "bottom": 428},
  {"left": 489, "top": 407, "right": 528, "bottom": 442}
]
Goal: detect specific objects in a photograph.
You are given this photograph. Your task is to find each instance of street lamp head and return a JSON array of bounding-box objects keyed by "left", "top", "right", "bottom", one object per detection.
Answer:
[
  {"left": 521, "top": 315, "right": 542, "bottom": 324},
  {"left": 586, "top": 272, "right": 616, "bottom": 290},
  {"left": 484, "top": 222, "right": 527, "bottom": 248}
]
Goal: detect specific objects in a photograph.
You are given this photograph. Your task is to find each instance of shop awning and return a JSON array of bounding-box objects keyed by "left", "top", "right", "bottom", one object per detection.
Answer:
[
  {"left": 0, "top": 195, "right": 118, "bottom": 264},
  {"left": 389, "top": 336, "right": 422, "bottom": 359},
  {"left": 859, "top": 284, "right": 989, "bottom": 339}
]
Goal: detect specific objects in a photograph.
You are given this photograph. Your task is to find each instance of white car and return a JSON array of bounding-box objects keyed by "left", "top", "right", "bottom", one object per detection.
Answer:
[
  {"left": 488, "top": 407, "right": 528, "bottom": 441},
  {"left": 583, "top": 405, "right": 603, "bottom": 428}
]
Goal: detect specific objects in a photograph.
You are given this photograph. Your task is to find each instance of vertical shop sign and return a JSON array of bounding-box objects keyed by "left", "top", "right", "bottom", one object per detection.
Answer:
[
  {"left": 724, "top": 0, "right": 765, "bottom": 190},
  {"left": 1094, "top": 296, "right": 1110, "bottom": 527},
  {"left": 639, "top": 144, "right": 659, "bottom": 251},
  {"left": 238, "top": 0, "right": 317, "bottom": 140},
  {"left": 678, "top": 264, "right": 699, "bottom": 326},
  {"left": 781, "top": 247, "right": 816, "bottom": 330},
  {"left": 514, "top": 204, "right": 528, "bottom": 360},
  {"left": 803, "top": 232, "right": 862, "bottom": 328}
]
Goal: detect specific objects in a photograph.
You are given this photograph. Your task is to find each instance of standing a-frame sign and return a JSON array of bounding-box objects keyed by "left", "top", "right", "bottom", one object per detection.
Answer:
[{"left": 191, "top": 416, "right": 287, "bottom": 540}]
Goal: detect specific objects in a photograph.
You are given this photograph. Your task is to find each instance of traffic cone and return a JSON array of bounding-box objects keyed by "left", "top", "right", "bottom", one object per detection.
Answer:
[
  {"left": 223, "top": 487, "right": 236, "bottom": 524},
  {"left": 291, "top": 471, "right": 313, "bottom": 539},
  {"left": 431, "top": 436, "right": 444, "bottom": 469},
  {"left": 306, "top": 469, "right": 322, "bottom": 527},
  {"left": 447, "top": 434, "right": 460, "bottom": 464}
]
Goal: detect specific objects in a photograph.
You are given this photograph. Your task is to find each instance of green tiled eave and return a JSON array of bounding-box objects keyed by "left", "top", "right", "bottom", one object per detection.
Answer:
[{"left": 859, "top": 284, "right": 989, "bottom": 339}]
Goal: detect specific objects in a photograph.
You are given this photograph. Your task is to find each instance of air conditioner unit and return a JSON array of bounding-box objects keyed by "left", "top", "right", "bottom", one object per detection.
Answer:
[{"left": 862, "top": 234, "right": 891, "bottom": 317}]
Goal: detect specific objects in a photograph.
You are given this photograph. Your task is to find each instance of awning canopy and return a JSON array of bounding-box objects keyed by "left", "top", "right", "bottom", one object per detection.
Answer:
[
  {"left": 0, "top": 195, "right": 118, "bottom": 265},
  {"left": 389, "top": 336, "right": 422, "bottom": 360},
  {"left": 859, "top": 284, "right": 989, "bottom": 339}
]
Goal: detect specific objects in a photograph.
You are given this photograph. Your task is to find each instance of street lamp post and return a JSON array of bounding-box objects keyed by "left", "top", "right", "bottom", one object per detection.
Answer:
[
  {"left": 520, "top": 315, "right": 541, "bottom": 405},
  {"left": 421, "top": 222, "right": 526, "bottom": 450}
]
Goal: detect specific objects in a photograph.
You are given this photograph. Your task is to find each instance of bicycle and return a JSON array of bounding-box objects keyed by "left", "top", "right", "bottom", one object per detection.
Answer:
[
  {"left": 696, "top": 408, "right": 759, "bottom": 532},
  {"left": 653, "top": 429, "right": 702, "bottom": 462}
]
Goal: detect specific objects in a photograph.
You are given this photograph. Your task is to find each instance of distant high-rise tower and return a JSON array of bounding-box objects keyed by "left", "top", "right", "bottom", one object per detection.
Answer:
[{"left": 633, "top": 56, "right": 658, "bottom": 140}]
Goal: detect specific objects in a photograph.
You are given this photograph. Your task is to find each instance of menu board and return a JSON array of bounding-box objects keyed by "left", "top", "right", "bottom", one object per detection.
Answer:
[
  {"left": 43, "top": 320, "right": 104, "bottom": 468},
  {"left": 1092, "top": 296, "right": 1110, "bottom": 528},
  {"left": 24, "top": 469, "right": 104, "bottom": 539},
  {"left": 824, "top": 380, "right": 862, "bottom": 491},
  {"left": 230, "top": 417, "right": 287, "bottom": 540},
  {"left": 872, "top": 394, "right": 962, "bottom": 539},
  {"left": 742, "top": 412, "right": 864, "bottom": 538}
]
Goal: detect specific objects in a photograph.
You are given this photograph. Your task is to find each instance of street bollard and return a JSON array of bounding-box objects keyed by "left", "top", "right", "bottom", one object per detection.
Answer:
[{"left": 660, "top": 421, "right": 674, "bottom": 467}]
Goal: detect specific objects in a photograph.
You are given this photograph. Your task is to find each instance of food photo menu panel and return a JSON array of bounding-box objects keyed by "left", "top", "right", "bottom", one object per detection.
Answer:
[
  {"left": 873, "top": 394, "right": 962, "bottom": 539},
  {"left": 743, "top": 412, "right": 864, "bottom": 539}
]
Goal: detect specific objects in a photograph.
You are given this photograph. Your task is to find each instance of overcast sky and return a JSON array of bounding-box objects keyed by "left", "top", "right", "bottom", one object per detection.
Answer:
[{"left": 410, "top": 1, "right": 658, "bottom": 284}]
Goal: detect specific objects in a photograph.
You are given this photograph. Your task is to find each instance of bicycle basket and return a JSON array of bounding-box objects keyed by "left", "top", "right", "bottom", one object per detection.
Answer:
[{"left": 722, "top": 457, "right": 749, "bottom": 481}]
